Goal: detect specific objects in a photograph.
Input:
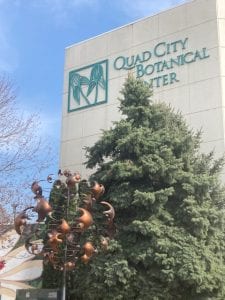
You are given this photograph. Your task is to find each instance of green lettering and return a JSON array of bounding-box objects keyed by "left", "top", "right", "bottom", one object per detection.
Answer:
[
  {"left": 184, "top": 52, "right": 194, "bottom": 63},
  {"left": 169, "top": 57, "right": 182, "bottom": 68},
  {"left": 161, "top": 60, "right": 170, "bottom": 72},
  {"left": 154, "top": 76, "right": 162, "bottom": 87},
  {"left": 136, "top": 64, "right": 145, "bottom": 78},
  {"left": 154, "top": 42, "right": 166, "bottom": 57},
  {"left": 193, "top": 50, "right": 202, "bottom": 61},
  {"left": 126, "top": 56, "right": 134, "bottom": 68},
  {"left": 180, "top": 37, "right": 188, "bottom": 50},
  {"left": 154, "top": 61, "right": 163, "bottom": 72},
  {"left": 169, "top": 72, "right": 179, "bottom": 84},
  {"left": 114, "top": 56, "right": 125, "bottom": 70},
  {"left": 170, "top": 41, "right": 179, "bottom": 52},
  {"left": 145, "top": 64, "right": 154, "bottom": 75},
  {"left": 149, "top": 79, "right": 153, "bottom": 88},
  {"left": 134, "top": 54, "right": 142, "bottom": 65},
  {"left": 142, "top": 51, "right": 151, "bottom": 62},
  {"left": 162, "top": 74, "right": 169, "bottom": 86},
  {"left": 202, "top": 47, "right": 210, "bottom": 59}
]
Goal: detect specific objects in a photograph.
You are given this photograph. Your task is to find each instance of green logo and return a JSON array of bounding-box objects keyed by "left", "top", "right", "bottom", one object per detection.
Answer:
[{"left": 68, "top": 60, "right": 108, "bottom": 112}]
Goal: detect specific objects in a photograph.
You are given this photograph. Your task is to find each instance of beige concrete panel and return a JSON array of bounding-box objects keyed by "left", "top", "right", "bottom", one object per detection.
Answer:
[
  {"left": 61, "top": 117, "right": 68, "bottom": 143},
  {"left": 188, "top": 47, "right": 220, "bottom": 83},
  {"left": 153, "top": 89, "right": 191, "bottom": 128},
  {"left": 218, "top": 19, "right": 225, "bottom": 48},
  {"left": 64, "top": 47, "right": 73, "bottom": 70},
  {"left": 132, "top": 15, "right": 159, "bottom": 45},
  {"left": 158, "top": 4, "right": 187, "bottom": 37},
  {"left": 62, "top": 92, "right": 69, "bottom": 117},
  {"left": 81, "top": 165, "right": 95, "bottom": 180},
  {"left": 148, "top": 23, "right": 216, "bottom": 56},
  {"left": 159, "top": 63, "right": 189, "bottom": 90},
  {"left": 222, "top": 107, "right": 225, "bottom": 139},
  {"left": 81, "top": 134, "right": 102, "bottom": 179},
  {"left": 186, "top": 0, "right": 217, "bottom": 27},
  {"left": 61, "top": 139, "right": 83, "bottom": 167},
  {"left": 154, "top": 84, "right": 190, "bottom": 115},
  {"left": 200, "top": 139, "right": 225, "bottom": 157},
  {"left": 63, "top": 64, "right": 84, "bottom": 96},
  {"left": 146, "top": 20, "right": 218, "bottom": 61},
  {"left": 105, "top": 103, "right": 122, "bottom": 130},
  {"left": 152, "top": 89, "right": 164, "bottom": 103},
  {"left": 130, "top": 41, "right": 155, "bottom": 59},
  {"left": 81, "top": 134, "right": 102, "bottom": 165},
  {"left": 219, "top": 171, "right": 225, "bottom": 182},
  {"left": 217, "top": 0, "right": 225, "bottom": 19},
  {"left": 65, "top": 40, "right": 108, "bottom": 70},
  {"left": 220, "top": 76, "right": 225, "bottom": 107},
  {"left": 219, "top": 47, "right": 225, "bottom": 77},
  {"left": 76, "top": 164, "right": 87, "bottom": 177},
  {"left": 189, "top": 77, "right": 222, "bottom": 113},
  {"left": 61, "top": 112, "right": 84, "bottom": 142},
  {"left": 107, "top": 76, "right": 127, "bottom": 105},
  {"left": 65, "top": 43, "right": 88, "bottom": 70},
  {"left": 188, "top": 108, "right": 224, "bottom": 142},
  {"left": 107, "top": 25, "right": 133, "bottom": 55},
  {"left": 82, "top": 105, "right": 108, "bottom": 137},
  {"left": 86, "top": 35, "right": 109, "bottom": 63},
  {"left": 63, "top": 69, "right": 69, "bottom": 95},
  {"left": 184, "top": 20, "right": 218, "bottom": 50}
]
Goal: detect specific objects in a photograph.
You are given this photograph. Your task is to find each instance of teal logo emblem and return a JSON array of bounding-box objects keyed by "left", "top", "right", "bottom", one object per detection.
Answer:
[{"left": 68, "top": 60, "right": 108, "bottom": 112}]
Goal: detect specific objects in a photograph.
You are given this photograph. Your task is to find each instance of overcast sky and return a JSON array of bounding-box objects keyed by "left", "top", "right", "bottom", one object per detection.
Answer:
[{"left": 0, "top": 0, "right": 188, "bottom": 174}]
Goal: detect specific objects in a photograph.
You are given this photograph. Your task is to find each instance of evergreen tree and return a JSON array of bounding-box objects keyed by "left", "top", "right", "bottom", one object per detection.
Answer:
[{"left": 72, "top": 76, "right": 225, "bottom": 299}]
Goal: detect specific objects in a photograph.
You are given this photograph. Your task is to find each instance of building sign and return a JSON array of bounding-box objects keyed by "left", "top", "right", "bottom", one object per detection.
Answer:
[
  {"left": 67, "top": 37, "right": 210, "bottom": 113},
  {"left": 113, "top": 37, "right": 210, "bottom": 88},
  {"left": 68, "top": 60, "right": 108, "bottom": 112}
]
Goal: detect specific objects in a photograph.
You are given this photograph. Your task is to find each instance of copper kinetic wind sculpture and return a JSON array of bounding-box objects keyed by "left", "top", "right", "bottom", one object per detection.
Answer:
[{"left": 14, "top": 170, "right": 115, "bottom": 299}]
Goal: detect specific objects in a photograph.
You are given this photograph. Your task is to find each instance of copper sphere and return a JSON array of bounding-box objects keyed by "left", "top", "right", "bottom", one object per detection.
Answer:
[
  {"left": 64, "top": 261, "right": 76, "bottom": 271},
  {"left": 66, "top": 172, "right": 81, "bottom": 188},
  {"left": 66, "top": 175, "right": 76, "bottom": 188},
  {"left": 83, "top": 242, "right": 95, "bottom": 257},
  {"left": 83, "top": 194, "right": 94, "bottom": 211},
  {"left": 14, "top": 212, "right": 27, "bottom": 235},
  {"left": 76, "top": 208, "right": 93, "bottom": 230},
  {"left": 81, "top": 254, "right": 90, "bottom": 264},
  {"left": 33, "top": 198, "right": 52, "bottom": 222},
  {"left": 101, "top": 201, "right": 115, "bottom": 223},
  {"left": 73, "top": 172, "right": 81, "bottom": 182},
  {"left": 48, "top": 231, "right": 63, "bottom": 251},
  {"left": 91, "top": 182, "right": 105, "bottom": 200},
  {"left": 58, "top": 219, "right": 71, "bottom": 234}
]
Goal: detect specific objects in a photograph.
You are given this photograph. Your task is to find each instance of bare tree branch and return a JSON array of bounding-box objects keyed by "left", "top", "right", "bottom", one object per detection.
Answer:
[{"left": 0, "top": 75, "right": 54, "bottom": 221}]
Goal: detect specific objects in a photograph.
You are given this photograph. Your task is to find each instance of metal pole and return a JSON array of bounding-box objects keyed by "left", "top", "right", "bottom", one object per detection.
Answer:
[
  {"left": 61, "top": 187, "right": 70, "bottom": 300},
  {"left": 61, "top": 275, "right": 66, "bottom": 300}
]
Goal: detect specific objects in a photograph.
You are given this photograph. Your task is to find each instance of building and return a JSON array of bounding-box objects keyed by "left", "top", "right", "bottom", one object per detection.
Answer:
[{"left": 60, "top": 0, "right": 225, "bottom": 178}]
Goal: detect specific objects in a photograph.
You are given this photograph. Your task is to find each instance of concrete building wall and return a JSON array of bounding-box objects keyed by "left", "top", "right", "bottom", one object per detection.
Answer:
[{"left": 61, "top": 0, "right": 225, "bottom": 178}]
